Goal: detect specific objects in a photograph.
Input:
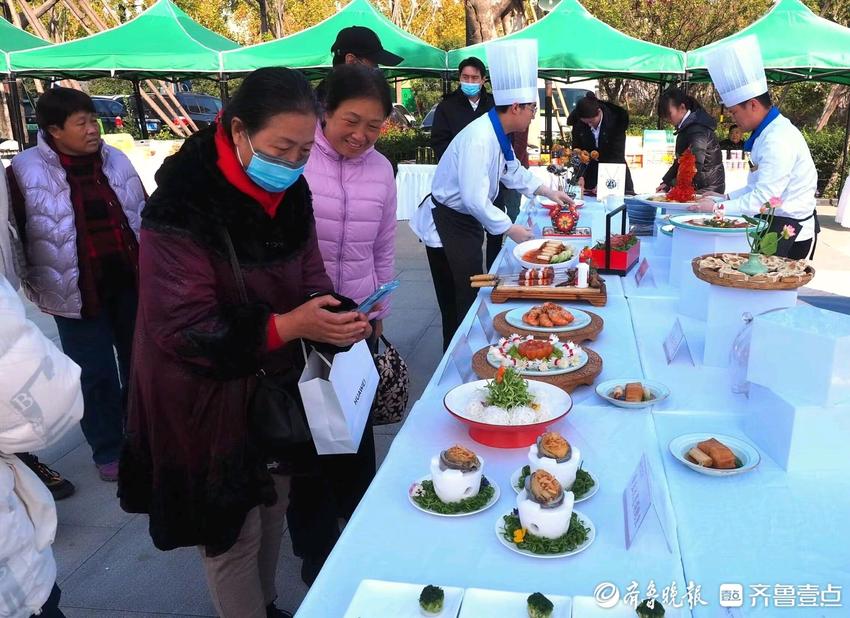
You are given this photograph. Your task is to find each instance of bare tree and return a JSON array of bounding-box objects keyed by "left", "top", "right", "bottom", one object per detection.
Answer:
[{"left": 464, "top": 0, "right": 527, "bottom": 44}]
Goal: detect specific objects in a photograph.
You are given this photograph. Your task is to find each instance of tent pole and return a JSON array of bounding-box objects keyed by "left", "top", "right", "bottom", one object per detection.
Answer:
[
  {"left": 132, "top": 79, "right": 149, "bottom": 140},
  {"left": 656, "top": 80, "right": 665, "bottom": 130},
  {"left": 5, "top": 74, "right": 26, "bottom": 150},
  {"left": 442, "top": 70, "right": 450, "bottom": 97},
  {"left": 544, "top": 79, "right": 553, "bottom": 150},
  {"left": 840, "top": 91, "right": 850, "bottom": 186},
  {"left": 219, "top": 78, "right": 230, "bottom": 105}
]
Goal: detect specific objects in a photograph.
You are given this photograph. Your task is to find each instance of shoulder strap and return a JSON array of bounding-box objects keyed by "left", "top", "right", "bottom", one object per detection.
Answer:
[{"left": 219, "top": 227, "right": 248, "bottom": 304}]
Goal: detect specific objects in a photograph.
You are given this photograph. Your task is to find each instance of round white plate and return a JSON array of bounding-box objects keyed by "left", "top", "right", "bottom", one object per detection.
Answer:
[
  {"left": 408, "top": 475, "right": 500, "bottom": 517},
  {"left": 504, "top": 306, "right": 592, "bottom": 333},
  {"left": 510, "top": 466, "right": 599, "bottom": 503},
  {"left": 444, "top": 379, "right": 572, "bottom": 426},
  {"left": 513, "top": 239, "right": 578, "bottom": 271},
  {"left": 495, "top": 509, "right": 595, "bottom": 558},
  {"left": 668, "top": 214, "right": 756, "bottom": 234},
  {"left": 595, "top": 378, "right": 670, "bottom": 409},
  {"left": 668, "top": 433, "right": 761, "bottom": 477},
  {"left": 487, "top": 344, "right": 589, "bottom": 376},
  {"left": 633, "top": 192, "right": 701, "bottom": 210}
]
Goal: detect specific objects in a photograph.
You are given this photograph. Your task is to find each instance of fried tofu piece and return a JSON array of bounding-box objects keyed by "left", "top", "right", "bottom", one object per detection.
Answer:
[{"left": 697, "top": 438, "right": 737, "bottom": 469}]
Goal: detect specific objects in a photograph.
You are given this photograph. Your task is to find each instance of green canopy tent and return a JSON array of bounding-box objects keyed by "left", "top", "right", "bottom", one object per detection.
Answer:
[
  {"left": 7, "top": 0, "right": 238, "bottom": 80},
  {"left": 687, "top": 0, "right": 850, "bottom": 85},
  {"left": 1, "top": 17, "right": 49, "bottom": 146},
  {"left": 221, "top": 0, "right": 447, "bottom": 78},
  {"left": 1, "top": 17, "right": 49, "bottom": 74},
  {"left": 447, "top": 0, "right": 685, "bottom": 83}
]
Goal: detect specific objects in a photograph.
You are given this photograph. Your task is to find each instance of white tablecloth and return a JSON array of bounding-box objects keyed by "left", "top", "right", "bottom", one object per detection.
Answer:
[
  {"left": 295, "top": 196, "right": 850, "bottom": 618},
  {"left": 837, "top": 174, "right": 850, "bottom": 228},
  {"left": 395, "top": 164, "right": 436, "bottom": 221}
]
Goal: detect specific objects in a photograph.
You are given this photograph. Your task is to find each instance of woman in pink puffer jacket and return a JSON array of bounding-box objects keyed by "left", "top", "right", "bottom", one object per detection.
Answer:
[
  {"left": 306, "top": 65, "right": 397, "bottom": 339},
  {"left": 293, "top": 64, "right": 397, "bottom": 584}
]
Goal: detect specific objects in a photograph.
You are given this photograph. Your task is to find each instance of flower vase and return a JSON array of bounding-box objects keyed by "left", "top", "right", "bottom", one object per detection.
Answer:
[{"left": 737, "top": 253, "right": 768, "bottom": 276}]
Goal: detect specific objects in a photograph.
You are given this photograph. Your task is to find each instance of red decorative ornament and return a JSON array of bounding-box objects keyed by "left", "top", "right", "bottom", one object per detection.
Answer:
[{"left": 667, "top": 147, "right": 697, "bottom": 203}]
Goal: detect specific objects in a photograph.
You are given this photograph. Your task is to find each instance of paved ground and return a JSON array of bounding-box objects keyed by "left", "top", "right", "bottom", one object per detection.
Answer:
[{"left": 21, "top": 218, "right": 849, "bottom": 617}]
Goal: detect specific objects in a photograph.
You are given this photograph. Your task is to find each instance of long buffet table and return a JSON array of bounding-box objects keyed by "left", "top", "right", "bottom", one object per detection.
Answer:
[{"left": 296, "top": 198, "right": 850, "bottom": 617}]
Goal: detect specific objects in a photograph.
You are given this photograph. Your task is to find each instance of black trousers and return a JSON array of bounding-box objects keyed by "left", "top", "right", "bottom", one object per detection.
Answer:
[
  {"left": 431, "top": 202, "right": 485, "bottom": 344},
  {"left": 30, "top": 584, "right": 64, "bottom": 618},
  {"left": 485, "top": 184, "right": 510, "bottom": 271},
  {"left": 426, "top": 245, "right": 457, "bottom": 352}
]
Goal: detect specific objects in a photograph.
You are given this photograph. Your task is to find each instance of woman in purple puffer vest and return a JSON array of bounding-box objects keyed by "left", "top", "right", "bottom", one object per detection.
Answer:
[{"left": 289, "top": 64, "right": 398, "bottom": 584}]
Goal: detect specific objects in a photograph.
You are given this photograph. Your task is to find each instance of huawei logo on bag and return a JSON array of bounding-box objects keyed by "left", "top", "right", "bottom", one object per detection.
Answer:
[{"left": 353, "top": 378, "right": 368, "bottom": 405}]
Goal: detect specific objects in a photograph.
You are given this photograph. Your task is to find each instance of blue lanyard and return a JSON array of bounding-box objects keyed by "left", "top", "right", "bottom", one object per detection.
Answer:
[
  {"left": 487, "top": 107, "right": 515, "bottom": 162},
  {"left": 743, "top": 106, "right": 780, "bottom": 152}
]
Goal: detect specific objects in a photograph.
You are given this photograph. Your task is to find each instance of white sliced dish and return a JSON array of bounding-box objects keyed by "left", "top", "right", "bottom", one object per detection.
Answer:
[
  {"left": 486, "top": 343, "right": 588, "bottom": 377},
  {"left": 504, "top": 305, "right": 592, "bottom": 333},
  {"left": 595, "top": 378, "right": 670, "bottom": 409},
  {"left": 633, "top": 192, "right": 700, "bottom": 210},
  {"left": 513, "top": 238, "right": 579, "bottom": 271},
  {"left": 458, "top": 588, "right": 571, "bottom": 618},
  {"left": 443, "top": 379, "right": 572, "bottom": 427},
  {"left": 510, "top": 466, "right": 599, "bottom": 502},
  {"left": 572, "top": 596, "right": 686, "bottom": 617},
  {"left": 494, "top": 510, "right": 595, "bottom": 559},
  {"left": 408, "top": 475, "right": 500, "bottom": 518},
  {"left": 668, "top": 213, "right": 755, "bottom": 234},
  {"left": 668, "top": 432, "right": 761, "bottom": 477},
  {"left": 343, "top": 579, "right": 464, "bottom": 618}
]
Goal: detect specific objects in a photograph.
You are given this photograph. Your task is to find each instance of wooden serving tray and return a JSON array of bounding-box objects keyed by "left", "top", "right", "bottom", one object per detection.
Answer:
[
  {"left": 691, "top": 253, "right": 815, "bottom": 291},
  {"left": 493, "top": 310, "right": 604, "bottom": 343},
  {"left": 490, "top": 278, "right": 608, "bottom": 306},
  {"left": 472, "top": 346, "right": 603, "bottom": 393}
]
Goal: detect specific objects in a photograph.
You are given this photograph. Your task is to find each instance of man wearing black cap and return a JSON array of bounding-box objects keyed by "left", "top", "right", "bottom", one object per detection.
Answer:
[{"left": 331, "top": 25, "right": 403, "bottom": 67}]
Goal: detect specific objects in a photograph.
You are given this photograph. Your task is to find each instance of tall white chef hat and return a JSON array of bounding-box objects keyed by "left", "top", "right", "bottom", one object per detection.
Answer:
[
  {"left": 485, "top": 39, "right": 538, "bottom": 106},
  {"left": 705, "top": 35, "right": 768, "bottom": 107}
]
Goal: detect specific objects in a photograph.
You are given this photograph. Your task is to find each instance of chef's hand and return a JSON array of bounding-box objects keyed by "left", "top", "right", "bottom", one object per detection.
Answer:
[
  {"left": 689, "top": 198, "right": 718, "bottom": 213},
  {"left": 536, "top": 186, "right": 575, "bottom": 208},
  {"left": 656, "top": 182, "right": 668, "bottom": 193},
  {"left": 507, "top": 225, "right": 535, "bottom": 243},
  {"left": 275, "top": 295, "right": 371, "bottom": 347}
]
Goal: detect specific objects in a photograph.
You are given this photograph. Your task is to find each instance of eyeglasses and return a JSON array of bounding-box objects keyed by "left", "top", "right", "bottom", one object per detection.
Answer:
[{"left": 521, "top": 103, "right": 538, "bottom": 115}]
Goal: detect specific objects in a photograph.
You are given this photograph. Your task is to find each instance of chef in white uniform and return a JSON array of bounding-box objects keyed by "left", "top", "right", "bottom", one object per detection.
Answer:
[
  {"left": 422, "top": 39, "right": 573, "bottom": 347},
  {"left": 693, "top": 36, "right": 819, "bottom": 259}
]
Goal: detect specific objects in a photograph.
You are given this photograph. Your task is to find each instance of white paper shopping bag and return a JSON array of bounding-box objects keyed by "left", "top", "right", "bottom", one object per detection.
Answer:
[{"left": 298, "top": 340, "right": 379, "bottom": 455}]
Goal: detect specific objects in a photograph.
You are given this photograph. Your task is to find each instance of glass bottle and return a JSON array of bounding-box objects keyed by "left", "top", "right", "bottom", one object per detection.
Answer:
[{"left": 729, "top": 312, "right": 754, "bottom": 395}]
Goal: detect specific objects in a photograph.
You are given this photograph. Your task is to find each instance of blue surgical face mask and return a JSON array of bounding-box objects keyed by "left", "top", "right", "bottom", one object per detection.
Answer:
[
  {"left": 460, "top": 82, "right": 482, "bottom": 97},
  {"left": 239, "top": 134, "right": 307, "bottom": 193}
]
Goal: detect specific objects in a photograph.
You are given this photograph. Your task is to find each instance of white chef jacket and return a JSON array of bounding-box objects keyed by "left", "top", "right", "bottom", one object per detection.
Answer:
[
  {"left": 721, "top": 114, "right": 817, "bottom": 242},
  {"left": 430, "top": 113, "right": 543, "bottom": 236}
]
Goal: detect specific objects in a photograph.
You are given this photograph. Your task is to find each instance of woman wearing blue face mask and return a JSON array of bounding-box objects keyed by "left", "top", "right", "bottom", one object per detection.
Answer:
[{"left": 118, "top": 68, "right": 371, "bottom": 618}]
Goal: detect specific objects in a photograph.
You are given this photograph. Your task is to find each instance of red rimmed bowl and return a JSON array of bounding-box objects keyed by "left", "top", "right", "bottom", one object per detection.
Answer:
[{"left": 444, "top": 380, "right": 573, "bottom": 448}]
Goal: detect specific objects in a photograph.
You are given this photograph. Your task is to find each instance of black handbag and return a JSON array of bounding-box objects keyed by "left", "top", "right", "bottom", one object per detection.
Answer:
[
  {"left": 370, "top": 335, "right": 409, "bottom": 425},
  {"left": 220, "top": 228, "right": 312, "bottom": 452}
]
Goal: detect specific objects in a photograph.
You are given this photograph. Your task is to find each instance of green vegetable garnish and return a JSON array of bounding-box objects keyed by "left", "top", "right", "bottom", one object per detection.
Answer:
[
  {"left": 485, "top": 367, "right": 534, "bottom": 409},
  {"left": 527, "top": 592, "right": 555, "bottom": 618},
  {"left": 507, "top": 345, "right": 563, "bottom": 361},
  {"left": 412, "top": 479, "right": 495, "bottom": 515},
  {"left": 502, "top": 511, "right": 590, "bottom": 554},
  {"left": 419, "top": 585, "right": 445, "bottom": 615},
  {"left": 516, "top": 465, "right": 595, "bottom": 500}
]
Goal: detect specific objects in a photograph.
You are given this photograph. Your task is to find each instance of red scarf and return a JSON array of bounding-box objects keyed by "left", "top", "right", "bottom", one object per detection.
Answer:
[{"left": 214, "top": 121, "right": 285, "bottom": 218}]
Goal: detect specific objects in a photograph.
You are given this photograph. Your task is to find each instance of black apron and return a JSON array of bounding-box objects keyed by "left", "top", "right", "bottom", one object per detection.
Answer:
[{"left": 760, "top": 208, "right": 820, "bottom": 259}]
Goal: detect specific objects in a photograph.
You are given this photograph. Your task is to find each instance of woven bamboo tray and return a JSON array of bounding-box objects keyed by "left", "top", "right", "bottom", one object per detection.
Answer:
[
  {"left": 493, "top": 310, "right": 604, "bottom": 343},
  {"left": 691, "top": 253, "right": 815, "bottom": 291},
  {"left": 472, "top": 346, "right": 603, "bottom": 393}
]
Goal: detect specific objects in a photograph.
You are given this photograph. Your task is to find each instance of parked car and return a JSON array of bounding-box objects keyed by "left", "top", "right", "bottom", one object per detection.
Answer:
[
  {"left": 23, "top": 100, "right": 38, "bottom": 145},
  {"left": 172, "top": 92, "right": 222, "bottom": 129},
  {"left": 106, "top": 95, "right": 163, "bottom": 135},
  {"left": 420, "top": 104, "right": 438, "bottom": 134},
  {"left": 90, "top": 96, "right": 127, "bottom": 133},
  {"left": 388, "top": 103, "right": 416, "bottom": 130}
]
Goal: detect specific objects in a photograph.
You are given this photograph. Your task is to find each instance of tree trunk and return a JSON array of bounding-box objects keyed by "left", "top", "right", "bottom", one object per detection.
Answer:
[
  {"left": 255, "top": 0, "right": 270, "bottom": 36},
  {"left": 464, "top": 0, "right": 519, "bottom": 44},
  {"left": 816, "top": 85, "right": 847, "bottom": 132}
]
